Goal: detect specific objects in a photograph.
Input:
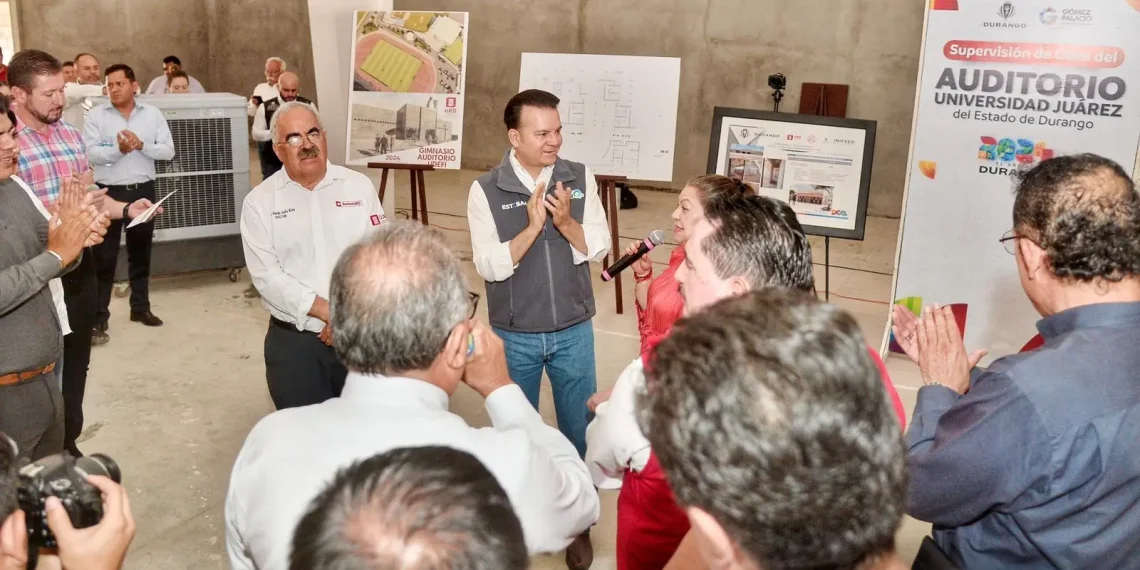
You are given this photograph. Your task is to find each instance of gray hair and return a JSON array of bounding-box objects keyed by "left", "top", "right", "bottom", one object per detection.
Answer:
[
  {"left": 290, "top": 446, "right": 528, "bottom": 570},
  {"left": 270, "top": 101, "right": 321, "bottom": 144},
  {"left": 330, "top": 222, "right": 469, "bottom": 375},
  {"left": 266, "top": 56, "right": 287, "bottom": 70}
]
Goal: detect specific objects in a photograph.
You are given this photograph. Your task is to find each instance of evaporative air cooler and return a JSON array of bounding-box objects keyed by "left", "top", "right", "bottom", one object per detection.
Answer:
[{"left": 92, "top": 93, "right": 253, "bottom": 282}]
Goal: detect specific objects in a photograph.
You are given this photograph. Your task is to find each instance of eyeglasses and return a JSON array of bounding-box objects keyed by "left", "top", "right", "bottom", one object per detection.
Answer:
[
  {"left": 276, "top": 128, "right": 325, "bottom": 148},
  {"left": 468, "top": 291, "right": 480, "bottom": 319},
  {"left": 999, "top": 229, "right": 1037, "bottom": 255}
]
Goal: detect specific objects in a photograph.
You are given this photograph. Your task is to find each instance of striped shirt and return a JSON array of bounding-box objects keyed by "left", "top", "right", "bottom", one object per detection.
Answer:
[{"left": 15, "top": 116, "right": 89, "bottom": 207}]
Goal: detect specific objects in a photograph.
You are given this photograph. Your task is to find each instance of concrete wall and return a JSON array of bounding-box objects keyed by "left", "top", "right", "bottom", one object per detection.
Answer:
[
  {"left": 15, "top": 0, "right": 923, "bottom": 216},
  {"left": 395, "top": 0, "right": 924, "bottom": 218},
  {"left": 13, "top": 0, "right": 317, "bottom": 106}
]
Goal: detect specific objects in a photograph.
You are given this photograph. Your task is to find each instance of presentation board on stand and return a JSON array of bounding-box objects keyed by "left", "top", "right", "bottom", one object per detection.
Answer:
[
  {"left": 518, "top": 53, "right": 681, "bottom": 182},
  {"left": 887, "top": 0, "right": 1140, "bottom": 359},
  {"left": 707, "top": 107, "right": 875, "bottom": 241},
  {"left": 344, "top": 11, "right": 469, "bottom": 170}
]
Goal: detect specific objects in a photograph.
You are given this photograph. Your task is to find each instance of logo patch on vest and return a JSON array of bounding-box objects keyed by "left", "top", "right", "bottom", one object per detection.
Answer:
[
  {"left": 501, "top": 200, "right": 527, "bottom": 210},
  {"left": 336, "top": 200, "right": 363, "bottom": 207},
  {"left": 570, "top": 189, "right": 585, "bottom": 200}
]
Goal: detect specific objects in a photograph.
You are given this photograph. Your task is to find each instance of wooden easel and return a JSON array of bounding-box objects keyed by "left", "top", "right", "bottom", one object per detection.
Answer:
[
  {"left": 595, "top": 174, "right": 627, "bottom": 314},
  {"left": 367, "top": 162, "right": 435, "bottom": 225}
]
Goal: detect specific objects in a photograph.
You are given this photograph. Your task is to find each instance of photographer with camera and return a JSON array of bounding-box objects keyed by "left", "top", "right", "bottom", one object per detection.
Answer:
[{"left": 0, "top": 436, "right": 135, "bottom": 570}]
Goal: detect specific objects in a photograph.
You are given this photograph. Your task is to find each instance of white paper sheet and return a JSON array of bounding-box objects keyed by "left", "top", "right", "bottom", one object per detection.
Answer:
[{"left": 126, "top": 188, "right": 178, "bottom": 228}]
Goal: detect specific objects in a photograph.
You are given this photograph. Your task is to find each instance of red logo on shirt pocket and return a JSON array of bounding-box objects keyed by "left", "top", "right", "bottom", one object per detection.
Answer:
[
  {"left": 336, "top": 200, "right": 363, "bottom": 207},
  {"left": 370, "top": 214, "right": 384, "bottom": 226}
]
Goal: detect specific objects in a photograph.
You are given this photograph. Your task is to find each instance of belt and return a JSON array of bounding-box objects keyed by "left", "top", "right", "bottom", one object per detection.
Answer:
[
  {"left": 104, "top": 181, "right": 153, "bottom": 191},
  {"left": 0, "top": 362, "right": 57, "bottom": 387},
  {"left": 270, "top": 317, "right": 316, "bottom": 334}
]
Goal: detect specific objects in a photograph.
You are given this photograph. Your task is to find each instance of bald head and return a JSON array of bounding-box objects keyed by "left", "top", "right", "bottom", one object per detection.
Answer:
[
  {"left": 74, "top": 53, "right": 101, "bottom": 84},
  {"left": 329, "top": 223, "right": 469, "bottom": 375},
  {"left": 279, "top": 72, "right": 299, "bottom": 101}
]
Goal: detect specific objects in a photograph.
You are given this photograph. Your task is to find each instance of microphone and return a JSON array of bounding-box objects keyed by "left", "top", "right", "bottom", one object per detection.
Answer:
[{"left": 602, "top": 230, "right": 665, "bottom": 282}]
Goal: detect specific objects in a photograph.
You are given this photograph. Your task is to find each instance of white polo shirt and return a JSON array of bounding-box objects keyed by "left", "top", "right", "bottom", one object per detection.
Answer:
[{"left": 239, "top": 163, "right": 385, "bottom": 333}]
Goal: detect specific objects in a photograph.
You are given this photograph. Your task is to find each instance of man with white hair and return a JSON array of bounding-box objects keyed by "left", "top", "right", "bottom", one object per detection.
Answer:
[
  {"left": 249, "top": 57, "right": 286, "bottom": 180},
  {"left": 240, "top": 102, "right": 385, "bottom": 410},
  {"left": 248, "top": 57, "right": 285, "bottom": 117}
]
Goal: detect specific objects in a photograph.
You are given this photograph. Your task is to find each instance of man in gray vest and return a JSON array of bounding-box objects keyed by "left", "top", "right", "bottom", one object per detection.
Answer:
[{"left": 467, "top": 89, "right": 611, "bottom": 570}]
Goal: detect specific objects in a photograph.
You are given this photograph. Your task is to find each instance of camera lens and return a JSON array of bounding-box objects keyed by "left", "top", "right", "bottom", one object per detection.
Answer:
[{"left": 76, "top": 454, "right": 122, "bottom": 484}]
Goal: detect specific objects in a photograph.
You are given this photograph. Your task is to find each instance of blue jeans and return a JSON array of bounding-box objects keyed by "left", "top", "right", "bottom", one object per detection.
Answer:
[{"left": 494, "top": 321, "right": 597, "bottom": 458}]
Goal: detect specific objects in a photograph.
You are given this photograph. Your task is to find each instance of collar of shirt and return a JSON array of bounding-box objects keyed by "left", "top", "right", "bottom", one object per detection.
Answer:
[
  {"left": 509, "top": 149, "right": 553, "bottom": 193},
  {"left": 13, "top": 115, "right": 87, "bottom": 205},
  {"left": 273, "top": 161, "right": 346, "bottom": 192},
  {"left": 101, "top": 100, "right": 152, "bottom": 118},
  {"left": 340, "top": 371, "right": 450, "bottom": 411},
  {"left": 1037, "top": 301, "right": 1140, "bottom": 339},
  {"left": 16, "top": 115, "right": 52, "bottom": 138}
]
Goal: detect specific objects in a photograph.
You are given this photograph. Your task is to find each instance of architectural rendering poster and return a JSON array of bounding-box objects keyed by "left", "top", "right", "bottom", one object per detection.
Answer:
[
  {"left": 890, "top": 0, "right": 1140, "bottom": 359},
  {"left": 708, "top": 108, "right": 875, "bottom": 240},
  {"left": 345, "top": 11, "right": 468, "bottom": 168}
]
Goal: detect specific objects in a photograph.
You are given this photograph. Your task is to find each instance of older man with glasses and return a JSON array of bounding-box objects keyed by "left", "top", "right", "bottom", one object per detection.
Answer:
[
  {"left": 240, "top": 101, "right": 387, "bottom": 409},
  {"left": 893, "top": 153, "right": 1140, "bottom": 568}
]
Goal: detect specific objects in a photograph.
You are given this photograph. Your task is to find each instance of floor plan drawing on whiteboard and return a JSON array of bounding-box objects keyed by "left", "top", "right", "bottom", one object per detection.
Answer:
[{"left": 520, "top": 53, "right": 681, "bottom": 182}]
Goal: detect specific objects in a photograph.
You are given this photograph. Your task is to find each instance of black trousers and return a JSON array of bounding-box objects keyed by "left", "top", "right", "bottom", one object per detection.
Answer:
[
  {"left": 264, "top": 318, "right": 347, "bottom": 409},
  {"left": 61, "top": 252, "right": 97, "bottom": 455},
  {"left": 257, "top": 142, "right": 282, "bottom": 179},
  {"left": 94, "top": 181, "right": 156, "bottom": 325}
]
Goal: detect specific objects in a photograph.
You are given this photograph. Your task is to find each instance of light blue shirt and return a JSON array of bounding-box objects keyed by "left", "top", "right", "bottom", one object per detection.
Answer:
[{"left": 83, "top": 102, "right": 175, "bottom": 185}]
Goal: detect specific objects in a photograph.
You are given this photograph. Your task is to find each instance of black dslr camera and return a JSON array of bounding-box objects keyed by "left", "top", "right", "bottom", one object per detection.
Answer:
[{"left": 17, "top": 453, "right": 121, "bottom": 548}]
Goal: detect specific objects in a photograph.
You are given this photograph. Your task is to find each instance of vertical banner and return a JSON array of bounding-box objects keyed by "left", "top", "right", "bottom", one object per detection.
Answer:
[
  {"left": 344, "top": 11, "right": 468, "bottom": 169},
  {"left": 891, "top": 0, "right": 1140, "bottom": 359}
]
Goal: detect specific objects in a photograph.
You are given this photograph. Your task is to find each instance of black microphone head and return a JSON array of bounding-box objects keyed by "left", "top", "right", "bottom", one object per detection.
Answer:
[{"left": 648, "top": 230, "right": 665, "bottom": 246}]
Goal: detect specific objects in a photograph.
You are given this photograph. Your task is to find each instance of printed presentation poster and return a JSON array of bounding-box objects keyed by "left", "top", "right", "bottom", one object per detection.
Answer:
[
  {"left": 345, "top": 11, "right": 468, "bottom": 169},
  {"left": 709, "top": 108, "right": 875, "bottom": 239}
]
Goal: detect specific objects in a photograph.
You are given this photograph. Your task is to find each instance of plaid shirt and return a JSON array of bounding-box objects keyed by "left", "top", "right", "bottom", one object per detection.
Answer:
[{"left": 15, "top": 116, "right": 89, "bottom": 207}]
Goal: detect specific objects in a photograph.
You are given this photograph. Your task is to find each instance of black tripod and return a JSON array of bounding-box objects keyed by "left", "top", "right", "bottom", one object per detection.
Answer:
[{"left": 769, "top": 73, "right": 787, "bottom": 112}]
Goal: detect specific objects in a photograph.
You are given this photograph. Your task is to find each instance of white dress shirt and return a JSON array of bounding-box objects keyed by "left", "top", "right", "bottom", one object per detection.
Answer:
[
  {"left": 144, "top": 74, "right": 206, "bottom": 94},
  {"left": 584, "top": 356, "right": 651, "bottom": 489},
  {"left": 251, "top": 100, "right": 318, "bottom": 143},
  {"left": 240, "top": 163, "right": 384, "bottom": 333},
  {"left": 84, "top": 103, "right": 175, "bottom": 185},
  {"left": 12, "top": 176, "right": 70, "bottom": 336},
  {"left": 248, "top": 82, "right": 279, "bottom": 117},
  {"left": 225, "top": 373, "right": 601, "bottom": 569},
  {"left": 63, "top": 82, "right": 106, "bottom": 134},
  {"left": 467, "top": 151, "right": 610, "bottom": 282}
]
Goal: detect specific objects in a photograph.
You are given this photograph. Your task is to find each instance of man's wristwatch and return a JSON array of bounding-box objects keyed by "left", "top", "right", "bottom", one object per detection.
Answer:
[{"left": 122, "top": 203, "right": 131, "bottom": 221}]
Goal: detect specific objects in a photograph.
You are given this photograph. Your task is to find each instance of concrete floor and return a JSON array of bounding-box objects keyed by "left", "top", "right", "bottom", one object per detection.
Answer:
[{"left": 84, "top": 168, "right": 931, "bottom": 569}]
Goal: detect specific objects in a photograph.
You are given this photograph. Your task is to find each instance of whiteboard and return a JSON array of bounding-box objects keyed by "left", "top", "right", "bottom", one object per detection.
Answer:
[{"left": 519, "top": 53, "right": 681, "bottom": 182}]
